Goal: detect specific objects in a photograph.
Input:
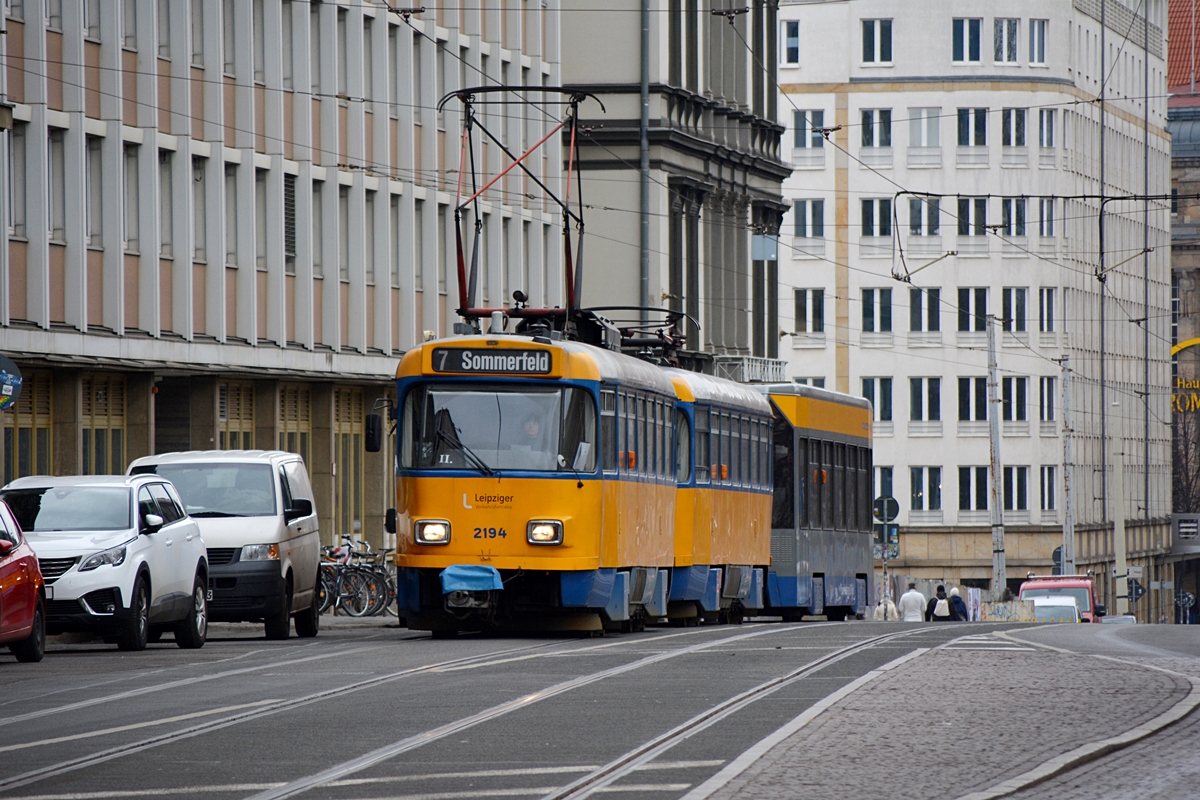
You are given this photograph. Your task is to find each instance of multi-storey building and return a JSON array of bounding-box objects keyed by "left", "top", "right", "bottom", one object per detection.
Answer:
[
  {"left": 561, "top": 0, "right": 790, "bottom": 379},
  {"left": 778, "top": 0, "right": 1175, "bottom": 617},
  {"left": 0, "top": 0, "right": 562, "bottom": 546}
]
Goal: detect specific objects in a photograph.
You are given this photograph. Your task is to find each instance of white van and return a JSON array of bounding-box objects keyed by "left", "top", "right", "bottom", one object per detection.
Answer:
[{"left": 129, "top": 451, "right": 321, "bottom": 639}]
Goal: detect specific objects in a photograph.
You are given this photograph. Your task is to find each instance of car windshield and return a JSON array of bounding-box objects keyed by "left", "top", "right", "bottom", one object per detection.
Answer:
[
  {"left": 1, "top": 487, "right": 132, "bottom": 531},
  {"left": 400, "top": 384, "right": 597, "bottom": 473},
  {"left": 140, "top": 464, "right": 277, "bottom": 517},
  {"left": 1021, "top": 586, "right": 1091, "bottom": 612}
]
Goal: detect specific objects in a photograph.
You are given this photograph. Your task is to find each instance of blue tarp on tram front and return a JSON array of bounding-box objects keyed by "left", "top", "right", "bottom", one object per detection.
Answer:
[{"left": 439, "top": 565, "right": 503, "bottom": 593}]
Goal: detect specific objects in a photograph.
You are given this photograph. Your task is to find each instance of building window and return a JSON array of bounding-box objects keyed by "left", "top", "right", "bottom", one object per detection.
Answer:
[
  {"left": 959, "top": 466, "right": 988, "bottom": 511},
  {"left": 9, "top": 123, "right": 26, "bottom": 238},
  {"left": 283, "top": 174, "right": 296, "bottom": 275},
  {"left": 910, "top": 378, "right": 941, "bottom": 421},
  {"left": 794, "top": 377, "right": 826, "bottom": 388},
  {"left": 439, "top": 206, "right": 449, "bottom": 294},
  {"left": 192, "top": 157, "right": 206, "bottom": 262},
  {"left": 1038, "top": 198, "right": 1055, "bottom": 237},
  {"left": 255, "top": 169, "right": 267, "bottom": 270},
  {"left": 191, "top": 0, "right": 203, "bottom": 65},
  {"left": 1039, "top": 109, "right": 1055, "bottom": 147},
  {"left": 957, "top": 108, "right": 987, "bottom": 146},
  {"left": 953, "top": 18, "right": 982, "bottom": 63},
  {"left": 334, "top": 387, "right": 365, "bottom": 537},
  {"left": 159, "top": 151, "right": 173, "bottom": 257},
  {"left": 908, "top": 198, "right": 940, "bottom": 236},
  {"left": 862, "top": 377, "right": 893, "bottom": 422},
  {"left": 84, "top": 0, "right": 100, "bottom": 40},
  {"left": 310, "top": 4, "right": 321, "bottom": 90},
  {"left": 1001, "top": 108, "right": 1026, "bottom": 146},
  {"left": 252, "top": 0, "right": 265, "bottom": 83},
  {"left": 123, "top": 0, "right": 137, "bottom": 48},
  {"left": 1001, "top": 198, "right": 1026, "bottom": 237},
  {"left": 364, "top": 190, "right": 376, "bottom": 284},
  {"left": 1002, "top": 377, "right": 1028, "bottom": 421},
  {"left": 958, "top": 377, "right": 987, "bottom": 421},
  {"left": 875, "top": 465, "right": 894, "bottom": 499},
  {"left": 1039, "top": 287, "right": 1056, "bottom": 331},
  {"left": 222, "top": 0, "right": 236, "bottom": 74},
  {"left": 218, "top": 382, "right": 255, "bottom": 449},
  {"left": 782, "top": 20, "right": 799, "bottom": 64},
  {"left": 389, "top": 25, "right": 399, "bottom": 117},
  {"left": 336, "top": 9, "right": 348, "bottom": 97},
  {"left": 338, "top": 186, "right": 350, "bottom": 281},
  {"left": 794, "top": 200, "right": 825, "bottom": 238},
  {"left": 278, "top": 384, "right": 312, "bottom": 466},
  {"left": 861, "top": 109, "right": 892, "bottom": 147},
  {"left": 391, "top": 195, "right": 401, "bottom": 288},
  {"left": 157, "top": 0, "right": 170, "bottom": 58},
  {"left": 1003, "top": 466, "right": 1028, "bottom": 511},
  {"left": 1173, "top": 189, "right": 1180, "bottom": 216},
  {"left": 1030, "top": 19, "right": 1047, "bottom": 65},
  {"left": 1002, "top": 287, "right": 1027, "bottom": 331},
  {"left": 48, "top": 129, "right": 66, "bottom": 243},
  {"left": 1, "top": 371, "right": 52, "bottom": 485},
  {"left": 1040, "top": 466, "right": 1056, "bottom": 510},
  {"left": 994, "top": 18, "right": 1018, "bottom": 63},
  {"left": 862, "top": 288, "right": 892, "bottom": 332},
  {"left": 1039, "top": 377, "right": 1056, "bottom": 421},
  {"left": 910, "top": 288, "right": 940, "bottom": 332},
  {"left": 312, "top": 181, "right": 323, "bottom": 278},
  {"left": 224, "top": 163, "right": 238, "bottom": 267},
  {"left": 123, "top": 144, "right": 139, "bottom": 252},
  {"left": 81, "top": 375, "right": 126, "bottom": 476},
  {"left": 861, "top": 19, "right": 892, "bottom": 64},
  {"left": 362, "top": 19, "right": 374, "bottom": 102},
  {"left": 957, "top": 197, "right": 987, "bottom": 237},
  {"left": 958, "top": 287, "right": 987, "bottom": 331},
  {"left": 282, "top": 0, "right": 294, "bottom": 89},
  {"left": 86, "top": 136, "right": 103, "bottom": 248},
  {"left": 46, "top": 0, "right": 60, "bottom": 29},
  {"left": 793, "top": 110, "right": 824, "bottom": 149},
  {"left": 794, "top": 288, "right": 824, "bottom": 332},
  {"left": 909, "top": 108, "right": 940, "bottom": 146},
  {"left": 861, "top": 198, "right": 892, "bottom": 237},
  {"left": 414, "top": 199, "right": 425, "bottom": 291},
  {"left": 911, "top": 466, "right": 942, "bottom": 511}
]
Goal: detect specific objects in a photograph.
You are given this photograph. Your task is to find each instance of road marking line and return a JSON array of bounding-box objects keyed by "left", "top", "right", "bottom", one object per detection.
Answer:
[
  {"left": 246, "top": 626, "right": 812, "bottom": 800},
  {"left": 679, "top": 647, "right": 930, "bottom": 800},
  {"left": 326, "top": 788, "right": 691, "bottom": 800},
  {"left": 2, "top": 762, "right": 723, "bottom": 800},
  {"left": 0, "top": 700, "right": 281, "bottom": 754}
]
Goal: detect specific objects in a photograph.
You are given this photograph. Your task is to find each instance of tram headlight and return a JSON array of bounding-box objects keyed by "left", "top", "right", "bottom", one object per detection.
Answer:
[
  {"left": 527, "top": 520, "right": 563, "bottom": 546},
  {"left": 415, "top": 520, "right": 451, "bottom": 545}
]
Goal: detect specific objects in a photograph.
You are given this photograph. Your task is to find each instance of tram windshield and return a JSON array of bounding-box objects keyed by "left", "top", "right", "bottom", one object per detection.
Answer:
[{"left": 401, "top": 384, "right": 597, "bottom": 473}]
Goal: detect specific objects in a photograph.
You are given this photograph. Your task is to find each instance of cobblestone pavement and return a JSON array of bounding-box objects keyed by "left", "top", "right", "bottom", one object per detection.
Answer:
[
  {"left": 1007, "top": 657, "right": 1200, "bottom": 800},
  {"left": 706, "top": 638, "right": 1194, "bottom": 800}
]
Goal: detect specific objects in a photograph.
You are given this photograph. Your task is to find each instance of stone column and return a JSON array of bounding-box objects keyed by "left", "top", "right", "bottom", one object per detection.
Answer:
[
  {"left": 255, "top": 379, "right": 280, "bottom": 452},
  {"left": 362, "top": 384, "right": 389, "bottom": 549},
  {"left": 126, "top": 372, "right": 155, "bottom": 461},
  {"left": 189, "top": 377, "right": 219, "bottom": 450},
  {"left": 52, "top": 368, "right": 82, "bottom": 476},
  {"left": 311, "top": 383, "right": 335, "bottom": 546}
]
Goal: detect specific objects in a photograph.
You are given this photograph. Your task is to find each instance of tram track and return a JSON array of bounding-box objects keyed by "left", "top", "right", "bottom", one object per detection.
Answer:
[{"left": 538, "top": 627, "right": 933, "bottom": 800}]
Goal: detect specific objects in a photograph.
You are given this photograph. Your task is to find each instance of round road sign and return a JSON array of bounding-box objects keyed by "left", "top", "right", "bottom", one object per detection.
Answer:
[{"left": 873, "top": 495, "right": 899, "bottom": 524}]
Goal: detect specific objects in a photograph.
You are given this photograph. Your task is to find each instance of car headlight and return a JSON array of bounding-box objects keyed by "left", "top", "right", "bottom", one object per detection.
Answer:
[
  {"left": 415, "top": 520, "right": 451, "bottom": 545},
  {"left": 527, "top": 520, "right": 563, "bottom": 546},
  {"left": 241, "top": 543, "right": 280, "bottom": 561},
  {"left": 79, "top": 544, "right": 128, "bottom": 571}
]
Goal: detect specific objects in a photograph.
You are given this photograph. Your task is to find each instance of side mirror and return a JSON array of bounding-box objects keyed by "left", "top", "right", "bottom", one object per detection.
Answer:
[
  {"left": 143, "top": 513, "right": 164, "bottom": 532},
  {"left": 365, "top": 413, "right": 383, "bottom": 453},
  {"left": 0, "top": 539, "right": 15, "bottom": 556},
  {"left": 285, "top": 498, "right": 313, "bottom": 522},
  {"left": 1093, "top": 603, "right": 1106, "bottom": 618},
  {"left": 384, "top": 508, "right": 397, "bottom": 535}
]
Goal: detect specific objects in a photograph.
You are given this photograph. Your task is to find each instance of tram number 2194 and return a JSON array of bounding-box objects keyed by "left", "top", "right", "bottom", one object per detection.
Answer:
[{"left": 474, "top": 527, "right": 507, "bottom": 539}]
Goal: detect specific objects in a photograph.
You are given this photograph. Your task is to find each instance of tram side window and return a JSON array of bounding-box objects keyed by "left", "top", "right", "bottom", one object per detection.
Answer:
[
  {"left": 795, "top": 435, "right": 808, "bottom": 527},
  {"left": 749, "top": 420, "right": 758, "bottom": 488},
  {"left": 772, "top": 417, "right": 794, "bottom": 528},
  {"left": 808, "top": 438, "right": 823, "bottom": 529},
  {"left": 560, "top": 387, "right": 597, "bottom": 472},
  {"left": 719, "top": 412, "right": 731, "bottom": 484},
  {"left": 821, "top": 441, "right": 834, "bottom": 527},
  {"left": 834, "top": 443, "right": 846, "bottom": 530},
  {"left": 845, "top": 447, "right": 858, "bottom": 530},
  {"left": 601, "top": 390, "right": 617, "bottom": 473},
  {"left": 860, "top": 446, "right": 874, "bottom": 531},
  {"left": 620, "top": 393, "right": 634, "bottom": 474},
  {"left": 657, "top": 400, "right": 667, "bottom": 478},
  {"left": 674, "top": 407, "right": 692, "bottom": 483},
  {"left": 738, "top": 417, "right": 748, "bottom": 487},
  {"left": 695, "top": 407, "right": 710, "bottom": 484},
  {"left": 761, "top": 420, "right": 772, "bottom": 489}
]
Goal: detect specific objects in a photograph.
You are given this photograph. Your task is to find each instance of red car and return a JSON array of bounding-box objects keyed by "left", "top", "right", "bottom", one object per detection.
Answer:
[{"left": 0, "top": 500, "right": 45, "bottom": 662}]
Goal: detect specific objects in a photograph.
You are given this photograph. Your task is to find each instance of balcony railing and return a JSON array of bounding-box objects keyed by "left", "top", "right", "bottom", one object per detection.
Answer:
[
  {"left": 1001, "top": 146, "right": 1029, "bottom": 168},
  {"left": 712, "top": 355, "right": 787, "bottom": 384},
  {"left": 907, "top": 146, "right": 942, "bottom": 168},
  {"left": 859, "top": 147, "right": 893, "bottom": 168},
  {"left": 791, "top": 148, "right": 826, "bottom": 169}
]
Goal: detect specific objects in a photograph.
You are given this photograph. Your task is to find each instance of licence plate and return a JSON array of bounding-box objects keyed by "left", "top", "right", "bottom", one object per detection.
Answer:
[{"left": 206, "top": 589, "right": 213, "bottom": 601}]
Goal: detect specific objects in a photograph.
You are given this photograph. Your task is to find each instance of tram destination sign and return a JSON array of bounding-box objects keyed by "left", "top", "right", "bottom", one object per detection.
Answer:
[{"left": 432, "top": 347, "right": 552, "bottom": 375}]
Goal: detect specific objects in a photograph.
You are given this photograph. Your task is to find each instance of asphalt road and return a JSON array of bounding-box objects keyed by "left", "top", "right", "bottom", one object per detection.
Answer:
[{"left": 0, "top": 620, "right": 1195, "bottom": 800}]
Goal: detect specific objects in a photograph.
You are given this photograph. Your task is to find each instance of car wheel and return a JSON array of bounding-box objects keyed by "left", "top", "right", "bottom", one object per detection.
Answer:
[
  {"left": 10, "top": 597, "right": 46, "bottom": 663},
  {"left": 294, "top": 579, "right": 320, "bottom": 638},
  {"left": 264, "top": 580, "right": 292, "bottom": 640},
  {"left": 174, "top": 575, "right": 208, "bottom": 649},
  {"left": 117, "top": 576, "right": 150, "bottom": 651}
]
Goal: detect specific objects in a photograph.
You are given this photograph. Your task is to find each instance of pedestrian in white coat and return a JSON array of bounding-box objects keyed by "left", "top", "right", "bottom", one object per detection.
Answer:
[{"left": 897, "top": 582, "right": 927, "bottom": 622}]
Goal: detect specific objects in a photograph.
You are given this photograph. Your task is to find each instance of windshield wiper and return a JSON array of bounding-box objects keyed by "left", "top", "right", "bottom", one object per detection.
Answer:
[
  {"left": 189, "top": 511, "right": 246, "bottom": 518},
  {"left": 435, "top": 428, "right": 496, "bottom": 477}
]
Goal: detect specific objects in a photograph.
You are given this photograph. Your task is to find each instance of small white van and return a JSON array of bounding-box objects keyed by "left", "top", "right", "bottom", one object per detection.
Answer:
[{"left": 129, "top": 451, "right": 321, "bottom": 639}]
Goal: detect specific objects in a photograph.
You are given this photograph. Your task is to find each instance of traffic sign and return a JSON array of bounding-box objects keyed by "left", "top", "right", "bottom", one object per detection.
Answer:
[
  {"left": 873, "top": 495, "right": 899, "bottom": 523},
  {"left": 1177, "top": 591, "right": 1196, "bottom": 609},
  {"left": 872, "top": 523, "right": 899, "bottom": 561},
  {"left": 1128, "top": 565, "right": 1144, "bottom": 580},
  {"left": 0, "top": 355, "right": 22, "bottom": 413},
  {"left": 1128, "top": 579, "right": 1146, "bottom": 603}
]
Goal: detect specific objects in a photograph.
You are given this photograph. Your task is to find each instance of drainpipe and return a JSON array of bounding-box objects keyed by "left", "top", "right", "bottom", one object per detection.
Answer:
[{"left": 640, "top": 0, "right": 651, "bottom": 322}]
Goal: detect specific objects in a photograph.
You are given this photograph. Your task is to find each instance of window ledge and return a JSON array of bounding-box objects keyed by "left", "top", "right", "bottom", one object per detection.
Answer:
[
  {"left": 1039, "top": 148, "right": 1057, "bottom": 168},
  {"left": 858, "top": 237, "right": 892, "bottom": 258},
  {"left": 908, "top": 420, "right": 943, "bottom": 437},
  {"left": 906, "top": 146, "right": 942, "bottom": 168},
  {"left": 859, "top": 147, "right": 893, "bottom": 168},
  {"left": 1001, "top": 147, "right": 1029, "bottom": 168},
  {"left": 861, "top": 332, "right": 894, "bottom": 348},
  {"left": 791, "top": 149, "right": 826, "bottom": 169},
  {"left": 906, "top": 236, "right": 944, "bottom": 256},
  {"left": 872, "top": 421, "right": 894, "bottom": 437},
  {"left": 1040, "top": 421, "right": 1057, "bottom": 437},
  {"left": 958, "top": 421, "right": 989, "bottom": 437},
  {"left": 1001, "top": 237, "right": 1030, "bottom": 257},
  {"left": 792, "top": 332, "right": 827, "bottom": 349},
  {"left": 910, "top": 510, "right": 944, "bottom": 525},
  {"left": 956, "top": 236, "right": 990, "bottom": 256},
  {"left": 791, "top": 237, "right": 827, "bottom": 259},
  {"left": 1004, "top": 510, "right": 1030, "bottom": 523},
  {"left": 956, "top": 146, "right": 989, "bottom": 167},
  {"left": 1002, "top": 421, "right": 1030, "bottom": 437},
  {"left": 958, "top": 510, "right": 990, "bottom": 525},
  {"left": 1038, "top": 332, "right": 1058, "bottom": 348},
  {"left": 1002, "top": 331, "right": 1029, "bottom": 347},
  {"left": 908, "top": 331, "right": 943, "bottom": 347},
  {"left": 957, "top": 331, "right": 986, "bottom": 348}
]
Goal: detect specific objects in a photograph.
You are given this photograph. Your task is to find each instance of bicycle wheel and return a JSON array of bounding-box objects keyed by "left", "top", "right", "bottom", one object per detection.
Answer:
[
  {"left": 361, "top": 568, "right": 389, "bottom": 617},
  {"left": 317, "top": 565, "right": 337, "bottom": 614},
  {"left": 337, "top": 569, "right": 372, "bottom": 617}
]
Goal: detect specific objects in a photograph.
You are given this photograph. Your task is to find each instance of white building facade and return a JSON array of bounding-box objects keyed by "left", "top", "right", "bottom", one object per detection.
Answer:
[{"left": 778, "top": 0, "right": 1175, "bottom": 611}]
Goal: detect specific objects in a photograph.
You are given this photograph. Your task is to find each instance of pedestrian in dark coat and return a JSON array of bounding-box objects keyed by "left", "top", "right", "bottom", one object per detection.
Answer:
[
  {"left": 926, "top": 585, "right": 952, "bottom": 621},
  {"left": 948, "top": 587, "right": 969, "bottom": 621}
]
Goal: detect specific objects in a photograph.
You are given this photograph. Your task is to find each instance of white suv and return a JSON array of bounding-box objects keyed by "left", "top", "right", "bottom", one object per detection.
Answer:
[{"left": 0, "top": 476, "right": 209, "bottom": 651}]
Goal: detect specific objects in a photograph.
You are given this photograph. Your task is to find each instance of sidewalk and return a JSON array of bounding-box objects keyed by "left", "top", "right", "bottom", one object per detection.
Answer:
[{"left": 691, "top": 636, "right": 1196, "bottom": 800}]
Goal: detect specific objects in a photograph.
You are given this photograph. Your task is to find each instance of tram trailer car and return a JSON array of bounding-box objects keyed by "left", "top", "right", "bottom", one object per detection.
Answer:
[{"left": 758, "top": 383, "right": 874, "bottom": 621}]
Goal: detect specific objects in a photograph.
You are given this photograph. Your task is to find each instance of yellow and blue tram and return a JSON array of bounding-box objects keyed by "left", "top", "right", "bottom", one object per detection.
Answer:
[{"left": 384, "top": 332, "right": 874, "bottom": 633}]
